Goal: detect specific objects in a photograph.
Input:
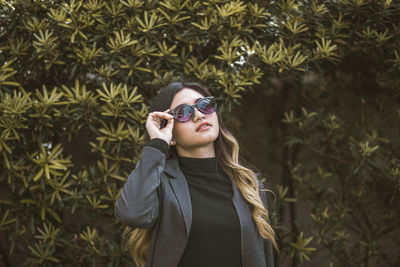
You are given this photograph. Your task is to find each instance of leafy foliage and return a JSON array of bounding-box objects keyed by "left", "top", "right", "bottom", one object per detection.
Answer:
[{"left": 1, "top": 0, "right": 399, "bottom": 266}]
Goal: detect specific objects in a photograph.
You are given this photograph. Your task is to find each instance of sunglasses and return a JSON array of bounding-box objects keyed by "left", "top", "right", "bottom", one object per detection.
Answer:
[{"left": 168, "top": 96, "right": 217, "bottom": 122}]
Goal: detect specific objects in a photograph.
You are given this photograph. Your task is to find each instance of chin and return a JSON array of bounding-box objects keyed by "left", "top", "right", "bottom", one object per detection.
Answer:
[
  {"left": 198, "top": 130, "right": 219, "bottom": 142},
  {"left": 181, "top": 135, "right": 217, "bottom": 148}
]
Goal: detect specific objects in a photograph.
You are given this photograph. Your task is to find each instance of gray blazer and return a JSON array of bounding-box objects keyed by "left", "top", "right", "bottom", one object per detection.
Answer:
[{"left": 115, "top": 146, "right": 274, "bottom": 267}]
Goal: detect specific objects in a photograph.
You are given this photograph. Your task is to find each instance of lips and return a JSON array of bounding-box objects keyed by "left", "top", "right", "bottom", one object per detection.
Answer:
[{"left": 196, "top": 122, "right": 212, "bottom": 131}]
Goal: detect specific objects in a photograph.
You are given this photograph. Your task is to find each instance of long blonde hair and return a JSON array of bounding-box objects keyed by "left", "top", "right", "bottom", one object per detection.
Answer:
[{"left": 123, "top": 83, "right": 277, "bottom": 267}]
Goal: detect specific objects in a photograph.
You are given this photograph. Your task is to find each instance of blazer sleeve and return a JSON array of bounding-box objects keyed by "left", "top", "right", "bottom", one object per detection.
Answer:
[
  {"left": 115, "top": 145, "right": 167, "bottom": 228},
  {"left": 258, "top": 178, "right": 275, "bottom": 267}
]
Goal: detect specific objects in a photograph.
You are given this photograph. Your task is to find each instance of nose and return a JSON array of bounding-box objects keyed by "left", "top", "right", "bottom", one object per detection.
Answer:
[{"left": 193, "top": 107, "right": 205, "bottom": 122}]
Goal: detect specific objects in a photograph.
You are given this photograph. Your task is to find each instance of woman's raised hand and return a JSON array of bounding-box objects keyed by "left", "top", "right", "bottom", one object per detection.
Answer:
[{"left": 145, "top": 109, "right": 174, "bottom": 144}]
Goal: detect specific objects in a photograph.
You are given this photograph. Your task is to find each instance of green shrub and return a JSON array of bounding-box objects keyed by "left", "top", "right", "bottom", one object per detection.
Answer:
[{"left": 1, "top": 0, "right": 399, "bottom": 266}]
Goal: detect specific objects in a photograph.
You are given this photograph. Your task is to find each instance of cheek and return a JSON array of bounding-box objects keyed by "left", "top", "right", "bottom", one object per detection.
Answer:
[
  {"left": 207, "top": 114, "right": 220, "bottom": 136},
  {"left": 213, "top": 121, "right": 220, "bottom": 136},
  {"left": 210, "top": 114, "right": 219, "bottom": 128},
  {"left": 172, "top": 123, "right": 189, "bottom": 139}
]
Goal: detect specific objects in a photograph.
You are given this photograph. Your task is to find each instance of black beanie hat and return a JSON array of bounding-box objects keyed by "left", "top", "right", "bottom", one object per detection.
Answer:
[{"left": 149, "top": 82, "right": 184, "bottom": 113}]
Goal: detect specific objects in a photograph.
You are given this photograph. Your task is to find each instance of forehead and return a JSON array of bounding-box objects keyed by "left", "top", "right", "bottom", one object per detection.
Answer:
[{"left": 170, "top": 88, "right": 204, "bottom": 107}]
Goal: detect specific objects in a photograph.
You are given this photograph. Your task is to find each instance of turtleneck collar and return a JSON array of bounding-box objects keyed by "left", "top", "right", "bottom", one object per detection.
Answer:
[{"left": 177, "top": 156, "right": 219, "bottom": 174}]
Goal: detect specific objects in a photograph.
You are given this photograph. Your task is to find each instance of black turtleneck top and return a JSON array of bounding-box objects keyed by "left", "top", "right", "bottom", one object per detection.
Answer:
[{"left": 147, "top": 139, "right": 242, "bottom": 267}]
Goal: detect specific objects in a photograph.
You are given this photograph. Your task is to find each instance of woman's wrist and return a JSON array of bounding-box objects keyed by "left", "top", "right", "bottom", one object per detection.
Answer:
[{"left": 146, "top": 138, "right": 169, "bottom": 154}]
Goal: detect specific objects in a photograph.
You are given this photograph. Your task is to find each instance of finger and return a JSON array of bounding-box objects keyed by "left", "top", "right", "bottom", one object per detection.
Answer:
[
  {"left": 162, "top": 109, "right": 173, "bottom": 119},
  {"left": 151, "top": 109, "right": 170, "bottom": 113},
  {"left": 151, "top": 111, "right": 173, "bottom": 120},
  {"left": 151, "top": 111, "right": 172, "bottom": 116},
  {"left": 164, "top": 114, "right": 174, "bottom": 121},
  {"left": 164, "top": 117, "right": 174, "bottom": 130}
]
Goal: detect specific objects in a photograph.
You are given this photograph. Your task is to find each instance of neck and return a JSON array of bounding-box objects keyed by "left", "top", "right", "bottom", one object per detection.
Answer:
[{"left": 175, "top": 143, "right": 216, "bottom": 158}]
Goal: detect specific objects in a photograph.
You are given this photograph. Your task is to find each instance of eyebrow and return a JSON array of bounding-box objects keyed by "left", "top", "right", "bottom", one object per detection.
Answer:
[{"left": 179, "top": 97, "right": 203, "bottom": 106}]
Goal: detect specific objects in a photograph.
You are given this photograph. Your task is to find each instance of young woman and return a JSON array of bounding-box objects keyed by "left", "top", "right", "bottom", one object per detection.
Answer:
[{"left": 115, "top": 82, "right": 277, "bottom": 267}]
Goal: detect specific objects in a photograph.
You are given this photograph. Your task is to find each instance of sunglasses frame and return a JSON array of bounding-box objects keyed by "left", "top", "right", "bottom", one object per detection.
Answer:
[{"left": 168, "top": 96, "right": 217, "bottom": 122}]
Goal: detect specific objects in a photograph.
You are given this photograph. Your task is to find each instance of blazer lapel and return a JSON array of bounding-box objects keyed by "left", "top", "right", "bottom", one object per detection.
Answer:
[
  {"left": 164, "top": 157, "right": 192, "bottom": 237},
  {"left": 232, "top": 180, "right": 266, "bottom": 267}
]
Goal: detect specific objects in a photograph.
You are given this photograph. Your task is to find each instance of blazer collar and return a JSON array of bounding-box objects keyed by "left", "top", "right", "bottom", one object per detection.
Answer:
[
  {"left": 165, "top": 156, "right": 192, "bottom": 236},
  {"left": 164, "top": 156, "right": 180, "bottom": 178}
]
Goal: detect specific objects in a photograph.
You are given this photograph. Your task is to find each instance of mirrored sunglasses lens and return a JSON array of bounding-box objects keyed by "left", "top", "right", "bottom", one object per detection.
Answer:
[
  {"left": 175, "top": 105, "right": 194, "bottom": 121},
  {"left": 197, "top": 98, "right": 215, "bottom": 113}
]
